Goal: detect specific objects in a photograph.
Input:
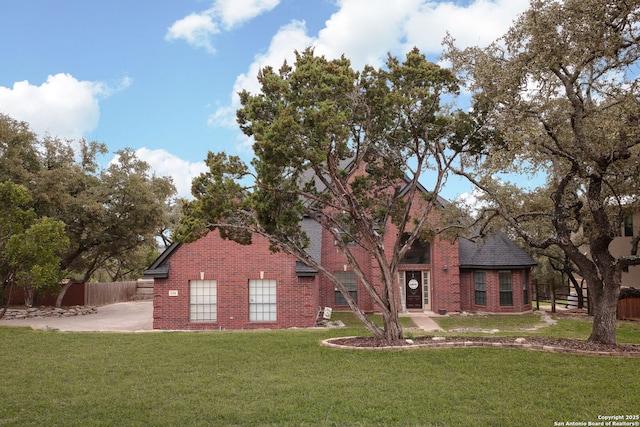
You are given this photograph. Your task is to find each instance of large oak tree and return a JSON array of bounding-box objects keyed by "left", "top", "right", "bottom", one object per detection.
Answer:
[
  {"left": 0, "top": 114, "right": 177, "bottom": 306},
  {"left": 445, "top": 0, "right": 640, "bottom": 344}
]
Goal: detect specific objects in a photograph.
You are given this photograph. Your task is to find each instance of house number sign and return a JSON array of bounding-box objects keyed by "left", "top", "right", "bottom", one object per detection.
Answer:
[{"left": 408, "top": 279, "right": 419, "bottom": 290}]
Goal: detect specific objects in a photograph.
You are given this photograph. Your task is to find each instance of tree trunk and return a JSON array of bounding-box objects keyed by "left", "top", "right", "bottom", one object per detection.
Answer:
[
  {"left": 383, "top": 310, "right": 404, "bottom": 342},
  {"left": 568, "top": 274, "right": 584, "bottom": 309},
  {"left": 24, "top": 286, "right": 35, "bottom": 307},
  {"left": 588, "top": 280, "right": 620, "bottom": 345},
  {"left": 0, "top": 282, "right": 16, "bottom": 319},
  {"left": 55, "top": 280, "right": 78, "bottom": 308}
]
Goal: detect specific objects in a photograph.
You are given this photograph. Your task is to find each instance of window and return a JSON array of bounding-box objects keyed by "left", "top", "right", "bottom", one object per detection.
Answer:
[
  {"left": 249, "top": 279, "right": 276, "bottom": 322},
  {"left": 189, "top": 280, "right": 217, "bottom": 322},
  {"left": 422, "top": 271, "right": 430, "bottom": 308},
  {"left": 474, "top": 271, "right": 486, "bottom": 306},
  {"left": 624, "top": 215, "right": 633, "bottom": 237},
  {"left": 399, "top": 233, "right": 431, "bottom": 264},
  {"left": 523, "top": 270, "right": 529, "bottom": 305},
  {"left": 499, "top": 271, "right": 513, "bottom": 306},
  {"left": 334, "top": 271, "right": 357, "bottom": 305}
]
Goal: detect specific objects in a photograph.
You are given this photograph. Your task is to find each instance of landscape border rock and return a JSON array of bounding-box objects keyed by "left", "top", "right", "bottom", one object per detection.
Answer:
[
  {"left": 322, "top": 336, "right": 640, "bottom": 357},
  {"left": 1, "top": 306, "right": 97, "bottom": 320}
]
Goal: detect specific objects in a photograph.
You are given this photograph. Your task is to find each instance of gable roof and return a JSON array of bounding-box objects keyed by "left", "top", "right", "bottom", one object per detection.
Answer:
[
  {"left": 458, "top": 232, "right": 537, "bottom": 269},
  {"left": 144, "top": 218, "right": 324, "bottom": 279},
  {"left": 143, "top": 242, "right": 180, "bottom": 279},
  {"left": 398, "top": 176, "right": 449, "bottom": 208}
]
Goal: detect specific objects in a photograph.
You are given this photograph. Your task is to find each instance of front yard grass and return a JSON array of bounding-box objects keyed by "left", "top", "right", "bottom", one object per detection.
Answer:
[
  {"left": 432, "top": 312, "right": 543, "bottom": 332},
  {"left": 0, "top": 315, "right": 639, "bottom": 427},
  {"left": 431, "top": 310, "right": 640, "bottom": 344}
]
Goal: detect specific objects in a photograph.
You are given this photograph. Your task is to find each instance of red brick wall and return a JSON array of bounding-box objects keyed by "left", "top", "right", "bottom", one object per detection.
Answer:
[
  {"left": 459, "top": 269, "right": 533, "bottom": 313},
  {"left": 316, "top": 209, "right": 463, "bottom": 314},
  {"left": 429, "top": 236, "right": 461, "bottom": 313},
  {"left": 318, "top": 229, "right": 374, "bottom": 311},
  {"left": 154, "top": 194, "right": 531, "bottom": 329},
  {"left": 153, "top": 232, "right": 318, "bottom": 330}
]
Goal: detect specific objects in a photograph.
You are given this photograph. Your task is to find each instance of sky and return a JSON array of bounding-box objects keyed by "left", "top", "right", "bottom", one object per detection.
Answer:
[{"left": 0, "top": 0, "right": 530, "bottom": 201}]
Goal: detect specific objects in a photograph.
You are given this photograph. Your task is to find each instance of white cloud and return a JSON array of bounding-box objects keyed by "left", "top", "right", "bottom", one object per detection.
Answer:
[
  {"left": 404, "top": 0, "right": 529, "bottom": 52},
  {"left": 166, "top": 0, "right": 280, "bottom": 53},
  {"left": 165, "top": 12, "right": 220, "bottom": 54},
  {"left": 312, "top": 0, "right": 529, "bottom": 69},
  {"left": 0, "top": 73, "right": 130, "bottom": 140},
  {"left": 134, "top": 147, "right": 208, "bottom": 199},
  {"left": 209, "top": 20, "right": 313, "bottom": 128},
  {"left": 213, "top": 0, "right": 280, "bottom": 29},
  {"left": 314, "top": 0, "right": 422, "bottom": 70},
  {"left": 456, "top": 187, "right": 487, "bottom": 218}
]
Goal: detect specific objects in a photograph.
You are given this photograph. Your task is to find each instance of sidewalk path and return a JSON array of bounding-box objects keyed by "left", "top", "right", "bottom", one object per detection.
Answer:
[
  {"left": 0, "top": 300, "right": 153, "bottom": 332},
  {"left": 405, "top": 312, "right": 444, "bottom": 332}
]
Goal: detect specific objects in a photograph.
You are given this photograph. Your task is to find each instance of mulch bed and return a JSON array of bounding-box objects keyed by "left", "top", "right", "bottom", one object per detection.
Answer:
[{"left": 324, "top": 336, "right": 640, "bottom": 357}]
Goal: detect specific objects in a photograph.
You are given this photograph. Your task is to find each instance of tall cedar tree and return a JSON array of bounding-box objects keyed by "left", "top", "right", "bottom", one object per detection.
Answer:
[{"left": 175, "top": 48, "right": 489, "bottom": 342}]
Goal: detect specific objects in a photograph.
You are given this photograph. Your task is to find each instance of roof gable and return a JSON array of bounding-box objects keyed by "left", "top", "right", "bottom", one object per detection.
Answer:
[{"left": 143, "top": 242, "right": 181, "bottom": 279}]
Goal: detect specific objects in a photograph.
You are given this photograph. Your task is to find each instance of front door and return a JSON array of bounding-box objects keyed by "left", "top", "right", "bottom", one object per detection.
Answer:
[{"left": 405, "top": 271, "right": 422, "bottom": 309}]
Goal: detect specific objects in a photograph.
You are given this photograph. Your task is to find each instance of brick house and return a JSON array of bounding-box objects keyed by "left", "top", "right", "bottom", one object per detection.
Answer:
[{"left": 145, "top": 196, "right": 536, "bottom": 331}]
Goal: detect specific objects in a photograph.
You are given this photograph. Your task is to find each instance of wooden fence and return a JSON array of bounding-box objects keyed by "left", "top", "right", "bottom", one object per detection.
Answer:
[
  {"left": 84, "top": 281, "right": 139, "bottom": 306},
  {"left": 4, "top": 280, "right": 151, "bottom": 307},
  {"left": 618, "top": 297, "right": 640, "bottom": 320},
  {"left": 534, "top": 282, "right": 640, "bottom": 319},
  {"left": 533, "top": 282, "right": 590, "bottom": 313}
]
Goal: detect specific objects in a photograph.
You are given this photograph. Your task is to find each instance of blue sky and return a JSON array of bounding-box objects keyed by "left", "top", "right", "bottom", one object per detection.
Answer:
[{"left": 0, "top": 0, "right": 529, "bottom": 200}]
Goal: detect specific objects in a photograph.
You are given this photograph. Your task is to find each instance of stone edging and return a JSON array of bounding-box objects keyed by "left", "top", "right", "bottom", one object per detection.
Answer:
[
  {"left": 321, "top": 337, "right": 640, "bottom": 358},
  {"left": 1, "top": 306, "right": 97, "bottom": 320}
]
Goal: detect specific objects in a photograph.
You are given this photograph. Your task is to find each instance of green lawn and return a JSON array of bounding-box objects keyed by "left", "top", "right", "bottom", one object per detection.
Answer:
[
  {"left": 431, "top": 312, "right": 543, "bottom": 333},
  {"left": 0, "top": 315, "right": 639, "bottom": 427}
]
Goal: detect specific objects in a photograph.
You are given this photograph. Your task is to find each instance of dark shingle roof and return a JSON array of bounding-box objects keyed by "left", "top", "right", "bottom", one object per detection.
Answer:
[
  {"left": 458, "top": 232, "right": 537, "bottom": 269},
  {"left": 143, "top": 242, "right": 181, "bottom": 279}
]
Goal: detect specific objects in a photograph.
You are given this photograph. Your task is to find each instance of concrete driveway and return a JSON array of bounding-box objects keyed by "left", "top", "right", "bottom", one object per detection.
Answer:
[{"left": 0, "top": 300, "right": 154, "bottom": 332}]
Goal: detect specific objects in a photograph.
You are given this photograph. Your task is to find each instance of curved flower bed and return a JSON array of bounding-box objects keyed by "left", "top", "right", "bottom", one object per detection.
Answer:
[{"left": 322, "top": 336, "right": 640, "bottom": 357}]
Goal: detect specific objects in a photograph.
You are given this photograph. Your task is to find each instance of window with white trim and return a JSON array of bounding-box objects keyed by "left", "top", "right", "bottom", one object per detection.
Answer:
[
  {"left": 189, "top": 280, "right": 217, "bottom": 322},
  {"left": 249, "top": 279, "right": 277, "bottom": 322}
]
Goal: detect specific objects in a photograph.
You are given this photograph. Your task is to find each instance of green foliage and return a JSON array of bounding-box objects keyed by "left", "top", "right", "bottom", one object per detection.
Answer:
[
  {"left": 445, "top": 0, "right": 640, "bottom": 344},
  {"left": 0, "top": 182, "right": 37, "bottom": 286},
  {"left": 8, "top": 217, "right": 69, "bottom": 292},
  {"left": 0, "top": 115, "right": 40, "bottom": 186},
  {"left": 0, "top": 181, "right": 36, "bottom": 241},
  {"left": 0, "top": 182, "right": 68, "bottom": 304},
  {"left": 0, "top": 114, "right": 177, "bottom": 287}
]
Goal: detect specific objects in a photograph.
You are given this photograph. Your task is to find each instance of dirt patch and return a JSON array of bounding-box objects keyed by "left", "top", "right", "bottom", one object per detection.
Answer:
[{"left": 324, "top": 336, "right": 640, "bottom": 357}]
